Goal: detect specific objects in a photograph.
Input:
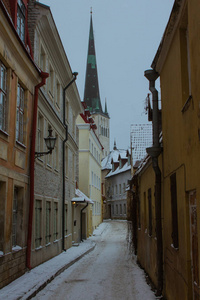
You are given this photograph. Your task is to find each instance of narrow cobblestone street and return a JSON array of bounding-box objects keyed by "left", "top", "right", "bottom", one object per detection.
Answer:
[{"left": 33, "top": 221, "right": 156, "bottom": 300}]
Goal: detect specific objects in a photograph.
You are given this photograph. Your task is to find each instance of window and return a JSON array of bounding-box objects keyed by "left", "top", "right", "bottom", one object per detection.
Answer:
[
  {"left": 92, "top": 171, "right": 94, "bottom": 186},
  {"left": 12, "top": 187, "right": 18, "bottom": 247},
  {"left": 119, "top": 184, "right": 121, "bottom": 195},
  {"left": 72, "top": 114, "right": 76, "bottom": 137},
  {"left": 12, "top": 186, "right": 23, "bottom": 248},
  {"left": 48, "top": 64, "right": 54, "bottom": 98},
  {"left": 0, "top": 61, "right": 7, "bottom": 132},
  {"left": 0, "top": 181, "right": 6, "bottom": 252},
  {"left": 54, "top": 133, "right": 58, "bottom": 170},
  {"left": 35, "top": 200, "right": 42, "bottom": 248},
  {"left": 94, "top": 174, "right": 96, "bottom": 188},
  {"left": 47, "top": 125, "right": 53, "bottom": 166},
  {"left": 53, "top": 202, "right": 58, "bottom": 241},
  {"left": 148, "top": 188, "right": 152, "bottom": 236},
  {"left": 46, "top": 201, "right": 51, "bottom": 244},
  {"left": 17, "top": 0, "right": 26, "bottom": 42},
  {"left": 72, "top": 153, "right": 75, "bottom": 181},
  {"left": 123, "top": 183, "right": 126, "bottom": 193},
  {"left": 116, "top": 204, "right": 118, "bottom": 215},
  {"left": 65, "top": 146, "right": 68, "bottom": 176},
  {"left": 124, "top": 203, "right": 126, "bottom": 215},
  {"left": 65, "top": 99, "right": 69, "bottom": 122},
  {"left": 115, "top": 185, "right": 118, "bottom": 195},
  {"left": 170, "top": 173, "right": 179, "bottom": 248},
  {"left": 56, "top": 80, "right": 61, "bottom": 108},
  {"left": 120, "top": 204, "right": 122, "bottom": 215},
  {"left": 37, "top": 114, "right": 43, "bottom": 153},
  {"left": 16, "top": 84, "right": 25, "bottom": 144},
  {"left": 39, "top": 46, "right": 46, "bottom": 71},
  {"left": 144, "top": 192, "right": 147, "bottom": 230}
]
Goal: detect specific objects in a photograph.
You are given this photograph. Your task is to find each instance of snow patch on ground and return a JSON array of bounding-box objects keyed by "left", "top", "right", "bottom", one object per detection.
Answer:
[{"left": 0, "top": 221, "right": 156, "bottom": 300}]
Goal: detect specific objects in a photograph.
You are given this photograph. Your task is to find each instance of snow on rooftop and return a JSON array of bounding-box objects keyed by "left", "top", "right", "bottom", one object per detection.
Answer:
[
  {"left": 106, "top": 162, "right": 131, "bottom": 178},
  {"left": 130, "top": 124, "right": 152, "bottom": 164},
  {"left": 101, "top": 149, "right": 127, "bottom": 170}
]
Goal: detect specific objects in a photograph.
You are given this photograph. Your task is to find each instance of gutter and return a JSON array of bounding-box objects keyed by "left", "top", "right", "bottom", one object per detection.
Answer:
[
  {"left": 27, "top": 71, "right": 49, "bottom": 270},
  {"left": 62, "top": 72, "right": 78, "bottom": 251},
  {"left": 144, "top": 69, "right": 163, "bottom": 297}
]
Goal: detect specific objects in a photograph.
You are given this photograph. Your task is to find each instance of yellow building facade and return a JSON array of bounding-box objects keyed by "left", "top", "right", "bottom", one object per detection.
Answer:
[
  {"left": 133, "top": 0, "right": 200, "bottom": 299},
  {"left": 77, "top": 111, "right": 103, "bottom": 236}
]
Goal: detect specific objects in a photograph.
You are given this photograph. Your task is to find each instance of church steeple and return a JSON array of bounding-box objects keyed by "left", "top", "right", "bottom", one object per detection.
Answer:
[
  {"left": 105, "top": 98, "right": 108, "bottom": 115},
  {"left": 83, "top": 10, "right": 103, "bottom": 114}
]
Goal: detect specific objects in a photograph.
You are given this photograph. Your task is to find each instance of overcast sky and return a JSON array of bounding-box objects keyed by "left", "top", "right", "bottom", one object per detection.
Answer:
[{"left": 40, "top": 0, "right": 174, "bottom": 150}]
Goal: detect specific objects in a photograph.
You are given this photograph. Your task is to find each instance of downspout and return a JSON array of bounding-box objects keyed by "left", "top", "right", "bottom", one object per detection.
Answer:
[
  {"left": 27, "top": 71, "right": 49, "bottom": 270},
  {"left": 132, "top": 175, "right": 138, "bottom": 255},
  {"left": 81, "top": 203, "right": 88, "bottom": 241},
  {"left": 144, "top": 69, "right": 163, "bottom": 296},
  {"left": 62, "top": 72, "right": 78, "bottom": 251}
]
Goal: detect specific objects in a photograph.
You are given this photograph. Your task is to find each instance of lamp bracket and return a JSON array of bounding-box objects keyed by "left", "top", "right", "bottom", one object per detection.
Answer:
[{"left": 35, "top": 150, "right": 52, "bottom": 159}]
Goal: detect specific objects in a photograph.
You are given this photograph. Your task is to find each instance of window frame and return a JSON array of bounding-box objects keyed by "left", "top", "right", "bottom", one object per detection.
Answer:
[
  {"left": 17, "top": 0, "right": 26, "bottom": 43},
  {"left": 0, "top": 61, "right": 7, "bottom": 133},
  {"left": 16, "top": 83, "right": 25, "bottom": 144}
]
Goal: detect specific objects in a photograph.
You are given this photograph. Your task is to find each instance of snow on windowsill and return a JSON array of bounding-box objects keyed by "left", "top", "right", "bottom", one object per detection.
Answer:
[
  {"left": 35, "top": 246, "right": 43, "bottom": 251},
  {"left": 12, "top": 246, "right": 22, "bottom": 252}
]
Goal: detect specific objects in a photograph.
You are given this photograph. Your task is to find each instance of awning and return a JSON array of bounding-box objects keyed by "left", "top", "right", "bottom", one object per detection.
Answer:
[{"left": 71, "top": 189, "right": 94, "bottom": 204}]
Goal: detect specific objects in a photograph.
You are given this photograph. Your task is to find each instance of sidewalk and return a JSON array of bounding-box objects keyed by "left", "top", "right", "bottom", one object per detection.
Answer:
[{"left": 0, "top": 223, "right": 108, "bottom": 300}]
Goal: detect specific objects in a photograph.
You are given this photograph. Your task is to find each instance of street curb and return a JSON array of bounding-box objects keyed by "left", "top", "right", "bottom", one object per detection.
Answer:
[{"left": 24, "top": 243, "right": 96, "bottom": 300}]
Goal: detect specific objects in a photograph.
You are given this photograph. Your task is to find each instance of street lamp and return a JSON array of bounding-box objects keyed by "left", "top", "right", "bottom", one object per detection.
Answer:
[{"left": 35, "top": 127, "right": 56, "bottom": 158}]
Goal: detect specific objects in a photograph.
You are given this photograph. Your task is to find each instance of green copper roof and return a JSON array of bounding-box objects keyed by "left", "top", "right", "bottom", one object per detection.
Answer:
[{"left": 83, "top": 12, "right": 105, "bottom": 115}]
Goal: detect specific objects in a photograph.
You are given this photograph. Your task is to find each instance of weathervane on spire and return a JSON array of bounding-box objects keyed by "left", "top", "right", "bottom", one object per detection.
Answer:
[{"left": 90, "top": 7, "right": 92, "bottom": 14}]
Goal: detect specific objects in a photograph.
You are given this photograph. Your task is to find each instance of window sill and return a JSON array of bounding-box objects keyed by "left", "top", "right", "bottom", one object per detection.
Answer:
[
  {"left": 16, "top": 140, "right": 26, "bottom": 150},
  {"left": 0, "top": 129, "right": 9, "bottom": 138},
  {"left": 35, "top": 157, "right": 44, "bottom": 165},
  {"left": 35, "top": 246, "right": 42, "bottom": 251},
  {"left": 46, "top": 163, "right": 52, "bottom": 170},
  {"left": 55, "top": 102, "right": 60, "bottom": 111}
]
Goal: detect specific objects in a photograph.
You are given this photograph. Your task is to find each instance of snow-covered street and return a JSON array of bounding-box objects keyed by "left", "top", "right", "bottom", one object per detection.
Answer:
[{"left": 33, "top": 220, "right": 156, "bottom": 300}]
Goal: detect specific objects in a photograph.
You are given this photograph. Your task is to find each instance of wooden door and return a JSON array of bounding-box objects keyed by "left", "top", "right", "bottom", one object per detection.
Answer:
[{"left": 189, "top": 191, "right": 200, "bottom": 300}]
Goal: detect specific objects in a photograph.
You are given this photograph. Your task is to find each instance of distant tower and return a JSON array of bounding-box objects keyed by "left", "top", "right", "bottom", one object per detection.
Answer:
[{"left": 83, "top": 9, "right": 110, "bottom": 158}]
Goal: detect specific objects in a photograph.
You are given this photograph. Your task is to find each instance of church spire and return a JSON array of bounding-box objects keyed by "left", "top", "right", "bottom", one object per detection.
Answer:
[
  {"left": 83, "top": 11, "right": 103, "bottom": 114},
  {"left": 105, "top": 98, "right": 108, "bottom": 115}
]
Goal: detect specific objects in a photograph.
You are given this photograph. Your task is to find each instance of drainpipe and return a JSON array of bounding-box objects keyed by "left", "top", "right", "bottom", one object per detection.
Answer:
[
  {"left": 144, "top": 69, "right": 163, "bottom": 296},
  {"left": 81, "top": 203, "right": 88, "bottom": 241},
  {"left": 62, "top": 72, "right": 78, "bottom": 251},
  {"left": 132, "top": 175, "right": 138, "bottom": 255},
  {"left": 27, "top": 71, "right": 49, "bottom": 270}
]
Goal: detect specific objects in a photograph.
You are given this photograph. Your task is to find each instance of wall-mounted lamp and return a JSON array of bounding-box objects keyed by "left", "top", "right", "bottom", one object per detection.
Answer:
[{"left": 35, "top": 127, "right": 56, "bottom": 159}]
